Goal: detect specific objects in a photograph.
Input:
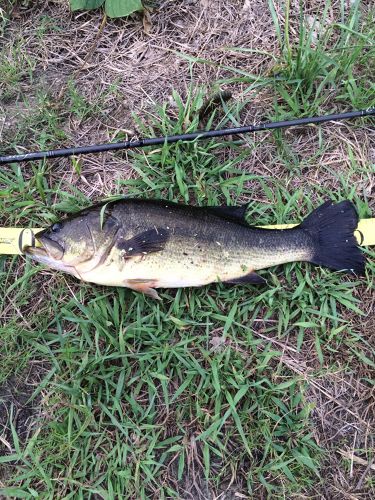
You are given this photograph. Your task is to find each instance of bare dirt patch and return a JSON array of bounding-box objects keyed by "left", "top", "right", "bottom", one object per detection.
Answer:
[{"left": 0, "top": 364, "right": 43, "bottom": 483}]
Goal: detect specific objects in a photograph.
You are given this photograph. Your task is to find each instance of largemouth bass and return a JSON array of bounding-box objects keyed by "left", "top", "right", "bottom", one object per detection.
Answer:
[{"left": 25, "top": 198, "right": 365, "bottom": 299}]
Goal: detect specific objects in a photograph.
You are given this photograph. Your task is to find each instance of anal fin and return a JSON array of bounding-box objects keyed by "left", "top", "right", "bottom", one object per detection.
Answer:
[
  {"left": 208, "top": 204, "right": 249, "bottom": 223},
  {"left": 225, "top": 272, "right": 267, "bottom": 285}
]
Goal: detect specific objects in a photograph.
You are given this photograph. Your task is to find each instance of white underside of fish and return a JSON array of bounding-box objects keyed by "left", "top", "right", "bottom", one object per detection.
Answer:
[
  {"left": 78, "top": 264, "right": 226, "bottom": 288},
  {"left": 75, "top": 249, "right": 247, "bottom": 288}
]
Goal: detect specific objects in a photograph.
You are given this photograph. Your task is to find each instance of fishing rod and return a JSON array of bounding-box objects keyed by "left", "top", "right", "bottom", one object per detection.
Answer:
[{"left": 1, "top": 108, "right": 374, "bottom": 165}]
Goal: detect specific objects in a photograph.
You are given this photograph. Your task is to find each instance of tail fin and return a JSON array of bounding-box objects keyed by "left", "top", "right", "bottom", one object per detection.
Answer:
[{"left": 300, "top": 200, "right": 365, "bottom": 274}]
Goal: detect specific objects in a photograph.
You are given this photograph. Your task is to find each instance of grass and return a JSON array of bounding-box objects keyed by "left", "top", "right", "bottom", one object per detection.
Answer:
[
  {"left": 215, "top": 0, "right": 375, "bottom": 116},
  {"left": 0, "top": 0, "right": 374, "bottom": 498},
  {"left": 0, "top": 287, "right": 323, "bottom": 497}
]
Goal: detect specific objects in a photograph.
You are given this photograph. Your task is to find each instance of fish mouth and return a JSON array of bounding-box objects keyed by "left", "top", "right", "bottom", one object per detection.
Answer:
[
  {"left": 37, "top": 234, "right": 65, "bottom": 260},
  {"left": 24, "top": 244, "right": 61, "bottom": 267},
  {"left": 25, "top": 236, "right": 80, "bottom": 278},
  {"left": 25, "top": 245, "right": 48, "bottom": 258}
]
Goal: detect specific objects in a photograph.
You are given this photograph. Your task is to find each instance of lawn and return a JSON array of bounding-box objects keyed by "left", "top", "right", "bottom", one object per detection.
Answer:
[{"left": 0, "top": 0, "right": 374, "bottom": 498}]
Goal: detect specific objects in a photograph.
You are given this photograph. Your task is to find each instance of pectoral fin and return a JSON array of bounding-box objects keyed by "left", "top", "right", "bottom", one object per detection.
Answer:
[
  {"left": 118, "top": 228, "right": 169, "bottom": 259},
  {"left": 225, "top": 272, "right": 267, "bottom": 285},
  {"left": 124, "top": 279, "right": 161, "bottom": 300}
]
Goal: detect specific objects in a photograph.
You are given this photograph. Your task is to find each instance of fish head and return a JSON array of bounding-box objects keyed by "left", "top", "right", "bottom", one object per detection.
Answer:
[{"left": 25, "top": 206, "right": 121, "bottom": 275}]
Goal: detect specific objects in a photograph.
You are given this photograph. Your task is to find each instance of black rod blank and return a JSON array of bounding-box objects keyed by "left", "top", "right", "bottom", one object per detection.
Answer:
[{"left": 1, "top": 108, "right": 374, "bottom": 165}]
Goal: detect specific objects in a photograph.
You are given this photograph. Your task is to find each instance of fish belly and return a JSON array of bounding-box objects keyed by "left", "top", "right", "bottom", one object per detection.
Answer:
[{"left": 78, "top": 248, "right": 248, "bottom": 288}]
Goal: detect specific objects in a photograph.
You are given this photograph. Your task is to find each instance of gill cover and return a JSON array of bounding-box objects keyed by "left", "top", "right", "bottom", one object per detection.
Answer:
[{"left": 35, "top": 204, "right": 121, "bottom": 271}]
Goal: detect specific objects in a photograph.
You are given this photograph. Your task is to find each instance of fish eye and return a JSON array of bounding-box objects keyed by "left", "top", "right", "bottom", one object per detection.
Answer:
[{"left": 51, "top": 223, "right": 62, "bottom": 233}]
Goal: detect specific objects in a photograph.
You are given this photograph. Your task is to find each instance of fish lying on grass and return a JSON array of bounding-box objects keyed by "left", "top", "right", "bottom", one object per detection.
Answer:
[{"left": 25, "top": 198, "right": 365, "bottom": 299}]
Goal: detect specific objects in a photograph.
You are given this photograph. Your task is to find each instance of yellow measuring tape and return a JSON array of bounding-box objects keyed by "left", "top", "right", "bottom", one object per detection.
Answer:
[{"left": 1, "top": 219, "right": 374, "bottom": 255}]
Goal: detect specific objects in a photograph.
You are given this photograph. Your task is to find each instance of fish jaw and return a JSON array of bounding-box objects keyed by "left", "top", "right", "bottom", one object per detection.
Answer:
[
  {"left": 25, "top": 246, "right": 81, "bottom": 279},
  {"left": 38, "top": 233, "right": 64, "bottom": 259}
]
